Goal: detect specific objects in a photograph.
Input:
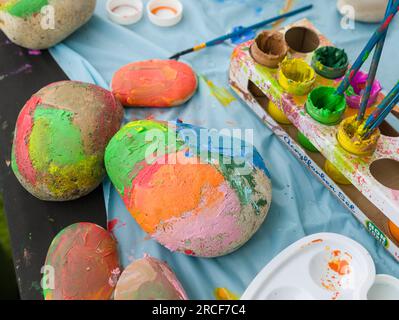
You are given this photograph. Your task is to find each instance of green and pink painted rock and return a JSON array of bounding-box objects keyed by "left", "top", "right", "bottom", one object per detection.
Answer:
[
  {"left": 43, "top": 223, "right": 120, "bottom": 300},
  {"left": 111, "top": 59, "right": 198, "bottom": 108},
  {"left": 0, "top": 0, "right": 96, "bottom": 49},
  {"left": 105, "top": 120, "right": 272, "bottom": 257},
  {"left": 11, "top": 81, "right": 124, "bottom": 201},
  {"left": 114, "top": 256, "right": 187, "bottom": 300}
]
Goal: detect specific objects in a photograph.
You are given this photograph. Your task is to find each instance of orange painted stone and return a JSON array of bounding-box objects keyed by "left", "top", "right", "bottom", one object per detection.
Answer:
[{"left": 111, "top": 59, "right": 198, "bottom": 108}]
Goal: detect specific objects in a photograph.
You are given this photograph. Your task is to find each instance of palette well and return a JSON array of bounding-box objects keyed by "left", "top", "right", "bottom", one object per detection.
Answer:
[
  {"left": 229, "top": 19, "right": 399, "bottom": 262},
  {"left": 242, "top": 233, "right": 376, "bottom": 300}
]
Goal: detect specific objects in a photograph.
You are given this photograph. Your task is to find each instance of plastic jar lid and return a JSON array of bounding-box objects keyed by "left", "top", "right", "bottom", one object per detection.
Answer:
[
  {"left": 147, "top": 0, "right": 183, "bottom": 27},
  {"left": 106, "top": 0, "right": 144, "bottom": 25}
]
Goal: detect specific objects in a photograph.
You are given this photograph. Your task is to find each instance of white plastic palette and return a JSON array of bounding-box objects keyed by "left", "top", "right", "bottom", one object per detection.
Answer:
[{"left": 242, "top": 233, "right": 376, "bottom": 300}]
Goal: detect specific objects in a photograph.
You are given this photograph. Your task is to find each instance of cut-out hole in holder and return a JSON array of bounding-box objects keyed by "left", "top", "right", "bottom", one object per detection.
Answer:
[
  {"left": 370, "top": 159, "right": 399, "bottom": 190},
  {"left": 247, "top": 80, "right": 269, "bottom": 109},
  {"left": 379, "top": 120, "right": 399, "bottom": 137},
  {"left": 284, "top": 26, "right": 320, "bottom": 53}
]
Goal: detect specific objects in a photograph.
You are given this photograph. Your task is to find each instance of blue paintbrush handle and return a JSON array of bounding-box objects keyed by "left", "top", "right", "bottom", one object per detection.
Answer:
[
  {"left": 364, "top": 91, "right": 399, "bottom": 138},
  {"left": 336, "top": 3, "right": 399, "bottom": 96},
  {"left": 206, "top": 4, "right": 313, "bottom": 47},
  {"left": 357, "top": 0, "right": 394, "bottom": 121},
  {"left": 364, "top": 81, "right": 399, "bottom": 129}
]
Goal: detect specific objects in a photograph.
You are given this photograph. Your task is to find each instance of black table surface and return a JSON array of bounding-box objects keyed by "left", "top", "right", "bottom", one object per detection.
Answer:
[{"left": 0, "top": 32, "right": 107, "bottom": 300}]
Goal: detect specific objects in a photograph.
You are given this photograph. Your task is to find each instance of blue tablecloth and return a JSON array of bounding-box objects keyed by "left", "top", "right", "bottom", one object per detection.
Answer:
[{"left": 50, "top": 0, "right": 399, "bottom": 299}]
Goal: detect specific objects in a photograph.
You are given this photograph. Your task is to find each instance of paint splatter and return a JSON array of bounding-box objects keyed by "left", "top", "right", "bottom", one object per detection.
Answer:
[
  {"left": 107, "top": 218, "right": 126, "bottom": 234},
  {"left": 320, "top": 248, "right": 353, "bottom": 299},
  {"left": 28, "top": 49, "right": 42, "bottom": 56},
  {"left": 214, "top": 287, "right": 239, "bottom": 300},
  {"left": 0, "top": 64, "right": 32, "bottom": 81},
  {"left": 201, "top": 75, "right": 236, "bottom": 107},
  {"left": 272, "top": 0, "right": 296, "bottom": 29}
]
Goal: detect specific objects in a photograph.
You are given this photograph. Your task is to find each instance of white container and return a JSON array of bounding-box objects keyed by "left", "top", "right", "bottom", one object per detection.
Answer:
[
  {"left": 147, "top": 0, "right": 183, "bottom": 27},
  {"left": 337, "top": 0, "right": 389, "bottom": 23},
  {"left": 106, "top": 0, "right": 143, "bottom": 25},
  {"left": 367, "top": 274, "right": 399, "bottom": 300},
  {"left": 242, "top": 233, "right": 376, "bottom": 300}
]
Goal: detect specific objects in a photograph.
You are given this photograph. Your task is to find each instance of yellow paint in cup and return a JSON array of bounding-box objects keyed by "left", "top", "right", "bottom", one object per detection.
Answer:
[
  {"left": 278, "top": 58, "right": 315, "bottom": 96},
  {"left": 324, "top": 160, "right": 351, "bottom": 185},
  {"left": 337, "top": 115, "right": 380, "bottom": 157}
]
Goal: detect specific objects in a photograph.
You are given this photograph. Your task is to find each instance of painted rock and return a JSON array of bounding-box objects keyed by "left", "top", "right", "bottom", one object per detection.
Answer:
[
  {"left": 11, "top": 81, "right": 124, "bottom": 201},
  {"left": 0, "top": 0, "right": 96, "bottom": 49},
  {"left": 43, "top": 223, "right": 120, "bottom": 300},
  {"left": 111, "top": 59, "right": 198, "bottom": 107},
  {"left": 105, "top": 120, "right": 272, "bottom": 257},
  {"left": 114, "top": 256, "right": 187, "bottom": 300}
]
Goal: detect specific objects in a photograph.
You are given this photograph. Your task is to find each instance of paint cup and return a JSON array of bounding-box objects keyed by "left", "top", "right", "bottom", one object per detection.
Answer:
[
  {"left": 278, "top": 58, "right": 315, "bottom": 96},
  {"left": 337, "top": 115, "right": 380, "bottom": 156},
  {"left": 267, "top": 100, "right": 291, "bottom": 124},
  {"left": 324, "top": 160, "right": 351, "bottom": 185},
  {"left": 297, "top": 131, "right": 318, "bottom": 152},
  {"left": 284, "top": 26, "right": 320, "bottom": 54},
  {"left": 106, "top": 0, "right": 144, "bottom": 25},
  {"left": 306, "top": 86, "right": 346, "bottom": 125},
  {"left": 147, "top": 0, "right": 183, "bottom": 27},
  {"left": 311, "top": 46, "right": 349, "bottom": 79},
  {"left": 250, "top": 30, "right": 288, "bottom": 68},
  {"left": 345, "top": 70, "right": 382, "bottom": 109},
  {"left": 388, "top": 220, "right": 399, "bottom": 243}
]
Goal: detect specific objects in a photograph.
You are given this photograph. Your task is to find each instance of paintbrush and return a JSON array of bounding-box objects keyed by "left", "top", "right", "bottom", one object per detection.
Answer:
[
  {"left": 169, "top": 4, "right": 313, "bottom": 60},
  {"left": 357, "top": 0, "right": 394, "bottom": 122},
  {"left": 364, "top": 81, "right": 399, "bottom": 130},
  {"left": 336, "top": 2, "right": 399, "bottom": 96},
  {"left": 363, "top": 90, "right": 399, "bottom": 138}
]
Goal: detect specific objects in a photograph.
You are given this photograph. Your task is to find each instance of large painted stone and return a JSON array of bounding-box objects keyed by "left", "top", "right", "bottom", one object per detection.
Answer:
[
  {"left": 105, "top": 120, "right": 272, "bottom": 257},
  {"left": 114, "top": 256, "right": 187, "bottom": 300},
  {"left": 0, "top": 0, "right": 96, "bottom": 49},
  {"left": 111, "top": 59, "right": 198, "bottom": 108},
  {"left": 43, "top": 223, "right": 120, "bottom": 300},
  {"left": 11, "top": 81, "right": 124, "bottom": 201}
]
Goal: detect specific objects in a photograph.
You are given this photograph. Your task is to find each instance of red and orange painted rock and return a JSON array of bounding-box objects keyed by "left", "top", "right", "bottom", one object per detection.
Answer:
[
  {"left": 114, "top": 256, "right": 187, "bottom": 300},
  {"left": 105, "top": 120, "right": 272, "bottom": 257},
  {"left": 11, "top": 81, "right": 124, "bottom": 201},
  {"left": 43, "top": 223, "right": 120, "bottom": 300},
  {"left": 111, "top": 59, "right": 198, "bottom": 107}
]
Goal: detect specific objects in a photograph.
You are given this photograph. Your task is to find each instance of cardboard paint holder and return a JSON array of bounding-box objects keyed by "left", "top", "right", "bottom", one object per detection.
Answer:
[{"left": 229, "top": 19, "right": 399, "bottom": 262}]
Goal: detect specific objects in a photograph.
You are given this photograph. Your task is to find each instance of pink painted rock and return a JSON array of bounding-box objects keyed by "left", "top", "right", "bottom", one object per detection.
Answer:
[
  {"left": 114, "top": 256, "right": 187, "bottom": 300},
  {"left": 111, "top": 59, "right": 198, "bottom": 107},
  {"left": 11, "top": 81, "right": 124, "bottom": 201},
  {"left": 105, "top": 120, "right": 272, "bottom": 257},
  {"left": 43, "top": 223, "right": 120, "bottom": 300}
]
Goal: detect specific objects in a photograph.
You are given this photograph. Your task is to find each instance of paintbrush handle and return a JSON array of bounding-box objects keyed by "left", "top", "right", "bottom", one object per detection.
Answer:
[
  {"left": 169, "top": 4, "right": 313, "bottom": 59},
  {"left": 364, "top": 81, "right": 399, "bottom": 129},
  {"left": 336, "top": 3, "right": 399, "bottom": 96},
  {"left": 364, "top": 91, "right": 399, "bottom": 137},
  {"left": 206, "top": 4, "right": 313, "bottom": 47},
  {"left": 357, "top": 0, "right": 394, "bottom": 121}
]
